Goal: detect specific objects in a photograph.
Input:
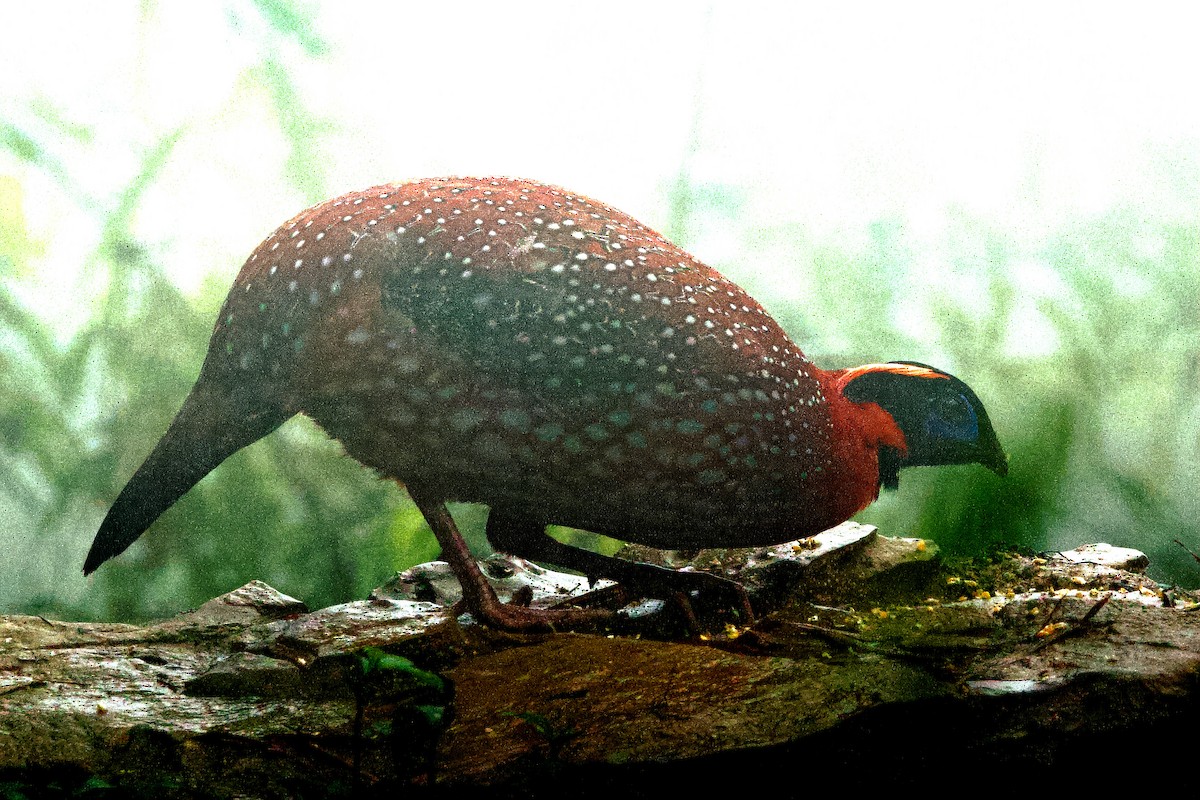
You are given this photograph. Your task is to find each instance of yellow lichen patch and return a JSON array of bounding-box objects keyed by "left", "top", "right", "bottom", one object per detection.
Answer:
[{"left": 1035, "top": 622, "right": 1068, "bottom": 638}]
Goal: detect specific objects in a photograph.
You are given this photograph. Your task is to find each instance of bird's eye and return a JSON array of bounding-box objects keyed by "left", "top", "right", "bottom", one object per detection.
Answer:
[
  {"left": 926, "top": 392, "right": 979, "bottom": 441},
  {"left": 935, "top": 395, "right": 969, "bottom": 424}
]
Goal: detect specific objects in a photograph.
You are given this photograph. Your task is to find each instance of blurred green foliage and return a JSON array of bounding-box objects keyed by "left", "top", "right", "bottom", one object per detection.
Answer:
[
  {"left": 0, "top": 2, "right": 418, "bottom": 621},
  {"left": 2, "top": 4, "right": 1197, "bottom": 622}
]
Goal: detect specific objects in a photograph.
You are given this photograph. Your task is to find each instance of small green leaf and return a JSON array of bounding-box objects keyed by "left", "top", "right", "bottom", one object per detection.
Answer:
[
  {"left": 415, "top": 704, "right": 445, "bottom": 726},
  {"left": 357, "top": 646, "right": 445, "bottom": 690}
]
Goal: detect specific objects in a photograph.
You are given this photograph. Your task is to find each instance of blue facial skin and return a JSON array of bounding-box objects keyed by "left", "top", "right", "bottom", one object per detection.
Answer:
[{"left": 927, "top": 393, "right": 980, "bottom": 443}]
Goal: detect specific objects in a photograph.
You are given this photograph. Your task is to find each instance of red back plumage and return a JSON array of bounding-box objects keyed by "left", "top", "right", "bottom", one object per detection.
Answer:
[{"left": 206, "top": 177, "right": 884, "bottom": 547}]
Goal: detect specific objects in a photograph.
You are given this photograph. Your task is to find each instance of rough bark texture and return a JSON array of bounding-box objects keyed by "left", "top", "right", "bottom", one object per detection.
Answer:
[{"left": 3, "top": 524, "right": 1198, "bottom": 797}]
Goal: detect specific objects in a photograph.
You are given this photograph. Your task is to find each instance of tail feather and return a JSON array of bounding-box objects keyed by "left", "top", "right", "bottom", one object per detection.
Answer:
[{"left": 84, "top": 384, "right": 290, "bottom": 575}]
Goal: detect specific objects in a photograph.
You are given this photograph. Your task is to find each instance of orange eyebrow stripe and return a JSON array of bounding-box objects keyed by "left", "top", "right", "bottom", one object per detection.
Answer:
[{"left": 835, "top": 363, "right": 950, "bottom": 391}]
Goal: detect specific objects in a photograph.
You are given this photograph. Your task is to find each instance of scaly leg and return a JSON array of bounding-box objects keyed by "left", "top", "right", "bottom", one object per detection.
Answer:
[{"left": 405, "top": 486, "right": 612, "bottom": 631}]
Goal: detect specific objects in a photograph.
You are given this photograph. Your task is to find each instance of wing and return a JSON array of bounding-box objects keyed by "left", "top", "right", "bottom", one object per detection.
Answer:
[{"left": 377, "top": 201, "right": 792, "bottom": 413}]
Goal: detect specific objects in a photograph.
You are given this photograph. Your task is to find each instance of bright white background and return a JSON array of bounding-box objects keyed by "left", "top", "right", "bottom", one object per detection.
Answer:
[{"left": 3, "top": 2, "right": 1196, "bottom": 326}]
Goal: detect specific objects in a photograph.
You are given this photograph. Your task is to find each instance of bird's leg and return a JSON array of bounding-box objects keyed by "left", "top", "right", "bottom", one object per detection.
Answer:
[
  {"left": 405, "top": 486, "right": 612, "bottom": 632},
  {"left": 486, "top": 510, "right": 755, "bottom": 624}
]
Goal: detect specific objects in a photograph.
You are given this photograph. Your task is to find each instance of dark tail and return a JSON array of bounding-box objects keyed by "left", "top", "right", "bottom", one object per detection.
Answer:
[{"left": 84, "top": 382, "right": 291, "bottom": 575}]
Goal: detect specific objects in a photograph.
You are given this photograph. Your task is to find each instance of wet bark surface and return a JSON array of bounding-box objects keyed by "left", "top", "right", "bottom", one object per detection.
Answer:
[{"left": 3, "top": 524, "right": 1198, "bottom": 797}]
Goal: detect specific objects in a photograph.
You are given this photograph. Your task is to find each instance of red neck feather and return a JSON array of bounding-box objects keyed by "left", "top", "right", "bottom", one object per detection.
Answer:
[{"left": 814, "top": 368, "right": 910, "bottom": 521}]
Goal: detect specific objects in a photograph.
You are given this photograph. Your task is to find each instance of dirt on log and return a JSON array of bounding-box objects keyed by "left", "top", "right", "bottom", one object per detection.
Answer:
[{"left": 2, "top": 523, "right": 1198, "bottom": 797}]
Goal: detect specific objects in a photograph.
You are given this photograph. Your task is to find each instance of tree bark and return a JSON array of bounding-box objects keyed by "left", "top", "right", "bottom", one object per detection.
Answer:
[{"left": 3, "top": 525, "right": 1197, "bottom": 797}]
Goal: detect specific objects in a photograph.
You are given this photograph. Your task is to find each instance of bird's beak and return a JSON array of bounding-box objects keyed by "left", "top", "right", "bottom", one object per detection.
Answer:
[{"left": 980, "top": 439, "right": 1009, "bottom": 477}]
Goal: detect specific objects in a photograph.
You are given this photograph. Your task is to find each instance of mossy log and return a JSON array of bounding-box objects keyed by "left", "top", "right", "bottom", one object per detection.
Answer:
[{"left": 3, "top": 524, "right": 1198, "bottom": 797}]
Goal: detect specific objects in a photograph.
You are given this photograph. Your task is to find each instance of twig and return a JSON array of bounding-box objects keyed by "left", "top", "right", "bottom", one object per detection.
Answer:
[
  {"left": 1173, "top": 538, "right": 1200, "bottom": 565},
  {"left": 1030, "top": 594, "right": 1112, "bottom": 652},
  {"left": 772, "top": 620, "right": 866, "bottom": 648},
  {"left": 0, "top": 680, "right": 48, "bottom": 696}
]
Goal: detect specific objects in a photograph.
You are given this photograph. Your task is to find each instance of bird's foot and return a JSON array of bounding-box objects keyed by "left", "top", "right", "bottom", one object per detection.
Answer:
[
  {"left": 554, "top": 567, "right": 754, "bottom": 630},
  {"left": 664, "top": 568, "right": 755, "bottom": 623}
]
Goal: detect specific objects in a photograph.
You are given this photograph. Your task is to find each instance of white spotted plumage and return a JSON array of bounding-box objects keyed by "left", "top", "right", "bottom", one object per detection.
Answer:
[{"left": 210, "top": 177, "right": 842, "bottom": 548}]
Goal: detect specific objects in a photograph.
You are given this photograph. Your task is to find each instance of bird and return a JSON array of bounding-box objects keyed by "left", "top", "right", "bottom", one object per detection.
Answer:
[{"left": 84, "top": 176, "right": 1006, "bottom": 630}]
